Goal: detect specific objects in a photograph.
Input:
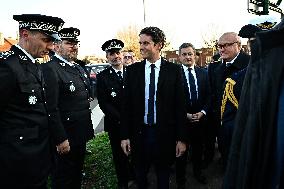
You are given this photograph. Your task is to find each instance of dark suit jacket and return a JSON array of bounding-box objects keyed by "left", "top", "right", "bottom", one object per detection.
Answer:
[
  {"left": 121, "top": 58, "right": 187, "bottom": 165},
  {"left": 0, "top": 46, "right": 66, "bottom": 187},
  {"left": 181, "top": 65, "right": 210, "bottom": 114},
  {"left": 207, "top": 51, "right": 250, "bottom": 122},
  {"left": 96, "top": 66, "right": 124, "bottom": 132},
  {"left": 42, "top": 55, "right": 94, "bottom": 147}
]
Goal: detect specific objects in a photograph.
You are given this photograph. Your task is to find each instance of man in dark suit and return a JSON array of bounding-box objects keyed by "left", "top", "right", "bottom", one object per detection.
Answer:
[
  {"left": 207, "top": 32, "right": 250, "bottom": 169},
  {"left": 97, "top": 39, "right": 132, "bottom": 189},
  {"left": 175, "top": 43, "right": 210, "bottom": 188},
  {"left": 0, "top": 14, "right": 69, "bottom": 189},
  {"left": 42, "top": 27, "right": 94, "bottom": 189},
  {"left": 121, "top": 26, "right": 187, "bottom": 189}
]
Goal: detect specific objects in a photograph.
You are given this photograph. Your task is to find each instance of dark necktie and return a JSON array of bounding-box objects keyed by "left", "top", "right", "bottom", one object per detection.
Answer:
[
  {"left": 188, "top": 68, "right": 197, "bottom": 101},
  {"left": 117, "top": 71, "right": 123, "bottom": 81},
  {"left": 147, "top": 64, "right": 155, "bottom": 125}
]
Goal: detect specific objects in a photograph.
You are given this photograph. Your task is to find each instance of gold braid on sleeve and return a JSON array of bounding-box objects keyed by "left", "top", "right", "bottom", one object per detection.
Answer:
[{"left": 220, "top": 78, "right": 239, "bottom": 121}]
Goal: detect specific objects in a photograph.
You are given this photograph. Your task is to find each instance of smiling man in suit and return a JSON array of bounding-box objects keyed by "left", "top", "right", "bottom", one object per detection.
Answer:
[
  {"left": 121, "top": 26, "right": 187, "bottom": 189},
  {"left": 176, "top": 43, "right": 210, "bottom": 188}
]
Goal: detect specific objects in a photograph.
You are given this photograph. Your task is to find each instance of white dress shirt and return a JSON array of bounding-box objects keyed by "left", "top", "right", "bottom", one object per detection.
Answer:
[{"left": 144, "top": 58, "right": 161, "bottom": 124}]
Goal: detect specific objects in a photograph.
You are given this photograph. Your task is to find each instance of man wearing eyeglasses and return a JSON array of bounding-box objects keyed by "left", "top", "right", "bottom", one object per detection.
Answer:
[
  {"left": 42, "top": 27, "right": 94, "bottom": 189},
  {"left": 123, "top": 50, "right": 136, "bottom": 66},
  {"left": 207, "top": 32, "right": 250, "bottom": 170}
]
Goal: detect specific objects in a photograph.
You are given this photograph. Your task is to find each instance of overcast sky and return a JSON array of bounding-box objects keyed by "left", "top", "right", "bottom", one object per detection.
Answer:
[{"left": 1, "top": 0, "right": 283, "bottom": 57}]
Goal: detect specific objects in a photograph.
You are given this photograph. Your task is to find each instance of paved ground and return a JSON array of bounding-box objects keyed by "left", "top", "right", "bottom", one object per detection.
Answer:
[{"left": 129, "top": 151, "right": 224, "bottom": 189}]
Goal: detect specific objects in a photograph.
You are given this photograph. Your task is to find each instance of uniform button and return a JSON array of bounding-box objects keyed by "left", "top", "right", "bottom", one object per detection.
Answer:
[
  {"left": 48, "top": 114, "right": 51, "bottom": 117},
  {"left": 45, "top": 101, "right": 47, "bottom": 104},
  {"left": 42, "top": 88, "right": 45, "bottom": 91},
  {"left": 19, "top": 136, "right": 23, "bottom": 140},
  {"left": 67, "top": 117, "right": 70, "bottom": 121}
]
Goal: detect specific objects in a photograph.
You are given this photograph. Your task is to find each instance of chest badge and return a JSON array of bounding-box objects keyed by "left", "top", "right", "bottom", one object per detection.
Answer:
[
  {"left": 29, "top": 95, "right": 37, "bottom": 105},
  {"left": 84, "top": 73, "right": 88, "bottom": 78},
  {"left": 111, "top": 91, "right": 117, "bottom": 97},
  {"left": 69, "top": 83, "right": 76, "bottom": 92}
]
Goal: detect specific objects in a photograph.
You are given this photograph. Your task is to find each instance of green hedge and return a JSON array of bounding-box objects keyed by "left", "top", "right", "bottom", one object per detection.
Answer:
[{"left": 82, "top": 132, "right": 117, "bottom": 189}]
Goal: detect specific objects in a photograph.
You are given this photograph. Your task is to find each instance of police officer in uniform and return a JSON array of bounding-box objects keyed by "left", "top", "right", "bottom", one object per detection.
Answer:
[
  {"left": 0, "top": 14, "right": 69, "bottom": 189},
  {"left": 97, "top": 39, "right": 132, "bottom": 189},
  {"left": 42, "top": 27, "right": 94, "bottom": 189}
]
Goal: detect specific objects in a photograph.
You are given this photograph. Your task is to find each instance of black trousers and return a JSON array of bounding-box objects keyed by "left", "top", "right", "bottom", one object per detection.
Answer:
[
  {"left": 2, "top": 180, "right": 48, "bottom": 189},
  {"left": 108, "top": 129, "right": 131, "bottom": 187},
  {"left": 51, "top": 144, "right": 86, "bottom": 189},
  {"left": 176, "top": 121, "right": 204, "bottom": 184},
  {"left": 135, "top": 127, "right": 171, "bottom": 189}
]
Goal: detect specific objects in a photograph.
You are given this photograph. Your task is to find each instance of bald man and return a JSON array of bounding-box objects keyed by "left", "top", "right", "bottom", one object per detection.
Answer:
[{"left": 207, "top": 32, "right": 250, "bottom": 170}]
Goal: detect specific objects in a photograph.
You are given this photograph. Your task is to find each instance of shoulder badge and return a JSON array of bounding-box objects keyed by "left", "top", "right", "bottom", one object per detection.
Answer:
[{"left": 0, "top": 50, "right": 15, "bottom": 60}]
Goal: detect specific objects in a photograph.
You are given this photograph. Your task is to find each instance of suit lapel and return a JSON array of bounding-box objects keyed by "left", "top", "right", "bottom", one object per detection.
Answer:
[
  {"left": 63, "top": 64, "right": 78, "bottom": 75},
  {"left": 195, "top": 67, "right": 202, "bottom": 94},
  {"left": 109, "top": 67, "right": 122, "bottom": 84},
  {"left": 140, "top": 60, "right": 146, "bottom": 96},
  {"left": 214, "top": 63, "right": 226, "bottom": 88},
  {"left": 24, "top": 61, "right": 42, "bottom": 83},
  {"left": 181, "top": 66, "right": 190, "bottom": 104},
  {"left": 14, "top": 46, "right": 42, "bottom": 83},
  {"left": 157, "top": 58, "right": 167, "bottom": 92}
]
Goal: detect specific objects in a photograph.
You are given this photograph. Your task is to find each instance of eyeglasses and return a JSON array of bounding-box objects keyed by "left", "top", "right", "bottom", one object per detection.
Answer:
[
  {"left": 124, "top": 56, "right": 133, "bottom": 59},
  {"left": 217, "top": 42, "right": 238, "bottom": 49}
]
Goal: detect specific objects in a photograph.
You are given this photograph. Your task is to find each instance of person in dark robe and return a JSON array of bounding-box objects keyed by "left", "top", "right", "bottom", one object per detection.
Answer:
[{"left": 223, "top": 18, "right": 284, "bottom": 189}]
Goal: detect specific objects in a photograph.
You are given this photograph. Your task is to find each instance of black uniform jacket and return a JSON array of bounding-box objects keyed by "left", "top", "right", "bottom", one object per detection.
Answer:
[
  {"left": 224, "top": 19, "right": 284, "bottom": 189},
  {"left": 96, "top": 66, "right": 124, "bottom": 132},
  {"left": 121, "top": 58, "right": 187, "bottom": 165},
  {"left": 0, "top": 45, "right": 66, "bottom": 186},
  {"left": 208, "top": 51, "right": 250, "bottom": 121},
  {"left": 42, "top": 55, "right": 94, "bottom": 147}
]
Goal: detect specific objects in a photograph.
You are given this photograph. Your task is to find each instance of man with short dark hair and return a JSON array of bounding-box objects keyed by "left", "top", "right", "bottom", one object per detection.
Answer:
[
  {"left": 176, "top": 42, "right": 210, "bottom": 188},
  {"left": 121, "top": 26, "right": 187, "bottom": 189},
  {"left": 0, "top": 14, "right": 69, "bottom": 189},
  {"left": 42, "top": 27, "right": 94, "bottom": 189}
]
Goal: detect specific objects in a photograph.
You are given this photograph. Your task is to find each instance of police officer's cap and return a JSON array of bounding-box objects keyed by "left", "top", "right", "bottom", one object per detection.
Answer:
[
  {"left": 59, "top": 27, "right": 80, "bottom": 42},
  {"left": 102, "top": 39, "right": 124, "bottom": 52},
  {"left": 238, "top": 24, "right": 262, "bottom": 39},
  {"left": 13, "top": 14, "right": 64, "bottom": 41}
]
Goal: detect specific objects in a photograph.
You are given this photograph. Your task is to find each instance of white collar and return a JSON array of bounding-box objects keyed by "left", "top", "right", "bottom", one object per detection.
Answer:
[
  {"left": 145, "top": 58, "right": 161, "bottom": 68},
  {"left": 112, "top": 66, "right": 123, "bottom": 73},
  {"left": 222, "top": 52, "right": 240, "bottom": 65},
  {"left": 54, "top": 53, "right": 74, "bottom": 66},
  {"left": 15, "top": 44, "right": 36, "bottom": 63}
]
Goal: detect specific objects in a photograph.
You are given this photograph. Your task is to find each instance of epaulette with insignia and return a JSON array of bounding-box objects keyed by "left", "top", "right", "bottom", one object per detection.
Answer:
[{"left": 0, "top": 50, "right": 15, "bottom": 60}]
